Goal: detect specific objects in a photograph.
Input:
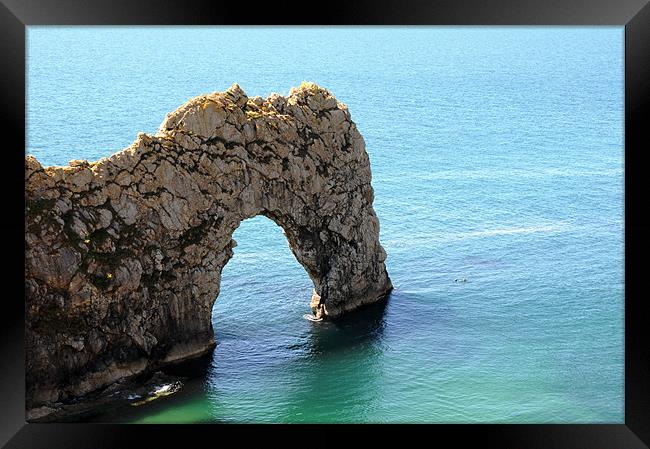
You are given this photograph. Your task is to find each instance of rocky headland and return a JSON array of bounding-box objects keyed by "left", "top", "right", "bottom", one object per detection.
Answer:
[{"left": 25, "top": 83, "right": 392, "bottom": 419}]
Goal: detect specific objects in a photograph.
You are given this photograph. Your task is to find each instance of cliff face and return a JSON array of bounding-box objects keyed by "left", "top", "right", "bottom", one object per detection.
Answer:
[{"left": 25, "top": 83, "right": 392, "bottom": 413}]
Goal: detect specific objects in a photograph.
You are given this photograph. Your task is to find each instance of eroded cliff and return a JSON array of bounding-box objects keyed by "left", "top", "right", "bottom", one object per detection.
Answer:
[{"left": 25, "top": 83, "right": 392, "bottom": 414}]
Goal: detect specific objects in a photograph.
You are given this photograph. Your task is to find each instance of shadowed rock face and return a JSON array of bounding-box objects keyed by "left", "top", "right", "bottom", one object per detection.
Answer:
[{"left": 25, "top": 83, "right": 392, "bottom": 413}]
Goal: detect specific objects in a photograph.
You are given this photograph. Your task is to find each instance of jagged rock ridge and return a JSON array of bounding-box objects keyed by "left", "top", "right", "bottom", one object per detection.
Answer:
[{"left": 25, "top": 82, "right": 392, "bottom": 414}]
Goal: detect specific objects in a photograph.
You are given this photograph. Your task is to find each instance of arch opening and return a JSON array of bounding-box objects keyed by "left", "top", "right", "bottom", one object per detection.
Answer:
[{"left": 215, "top": 215, "right": 314, "bottom": 325}]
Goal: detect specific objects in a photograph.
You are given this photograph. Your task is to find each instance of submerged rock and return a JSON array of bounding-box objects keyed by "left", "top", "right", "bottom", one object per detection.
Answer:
[
  {"left": 25, "top": 82, "right": 392, "bottom": 417},
  {"left": 26, "top": 371, "right": 186, "bottom": 422}
]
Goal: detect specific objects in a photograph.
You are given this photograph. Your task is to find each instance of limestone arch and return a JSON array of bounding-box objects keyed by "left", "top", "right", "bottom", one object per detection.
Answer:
[{"left": 25, "top": 83, "right": 392, "bottom": 411}]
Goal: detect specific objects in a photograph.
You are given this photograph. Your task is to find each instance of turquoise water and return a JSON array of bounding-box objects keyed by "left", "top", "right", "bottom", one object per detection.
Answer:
[{"left": 27, "top": 27, "right": 624, "bottom": 423}]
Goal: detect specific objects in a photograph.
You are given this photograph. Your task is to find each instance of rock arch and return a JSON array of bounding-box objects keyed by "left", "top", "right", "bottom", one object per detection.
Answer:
[{"left": 25, "top": 83, "right": 392, "bottom": 411}]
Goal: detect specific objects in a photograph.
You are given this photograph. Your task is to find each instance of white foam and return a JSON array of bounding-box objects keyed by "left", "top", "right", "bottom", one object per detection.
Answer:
[
  {"left": 385, "top": 223, "right": 573, "bottom": 247},
  {"left": 458, "top": 224, "right": 570, "bottom": 238}
]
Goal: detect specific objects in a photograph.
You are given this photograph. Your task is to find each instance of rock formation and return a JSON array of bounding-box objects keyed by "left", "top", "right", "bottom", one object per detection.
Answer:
[{"left": 25, "top": 82, "right": 392, "bottom": 414}]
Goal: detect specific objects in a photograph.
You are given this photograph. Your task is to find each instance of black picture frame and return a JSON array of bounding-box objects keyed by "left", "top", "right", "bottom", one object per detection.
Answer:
[{"left": 2, "top": 1, "right": 648, "bottom": 447}]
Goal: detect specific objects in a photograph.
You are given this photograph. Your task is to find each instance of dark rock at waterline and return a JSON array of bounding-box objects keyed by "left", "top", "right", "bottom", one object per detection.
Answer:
[{"left": 26, "top": 371, "right": 186, "bottom": 422}]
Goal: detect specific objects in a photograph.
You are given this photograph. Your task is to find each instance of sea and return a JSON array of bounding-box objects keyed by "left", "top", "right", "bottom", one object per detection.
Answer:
[{"left": 27, "top": 27, "right": 624, "bottom": 423}]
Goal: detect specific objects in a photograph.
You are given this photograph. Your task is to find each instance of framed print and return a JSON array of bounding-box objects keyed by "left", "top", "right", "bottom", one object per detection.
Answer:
[{"left": 1, "top": 0, "right": 649, "bottom": 447}]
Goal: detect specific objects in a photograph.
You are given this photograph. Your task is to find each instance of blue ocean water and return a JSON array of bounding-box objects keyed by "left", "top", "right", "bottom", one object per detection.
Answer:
[{"left": 27, "top": 27, "right": 624, "bottom": 423}]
